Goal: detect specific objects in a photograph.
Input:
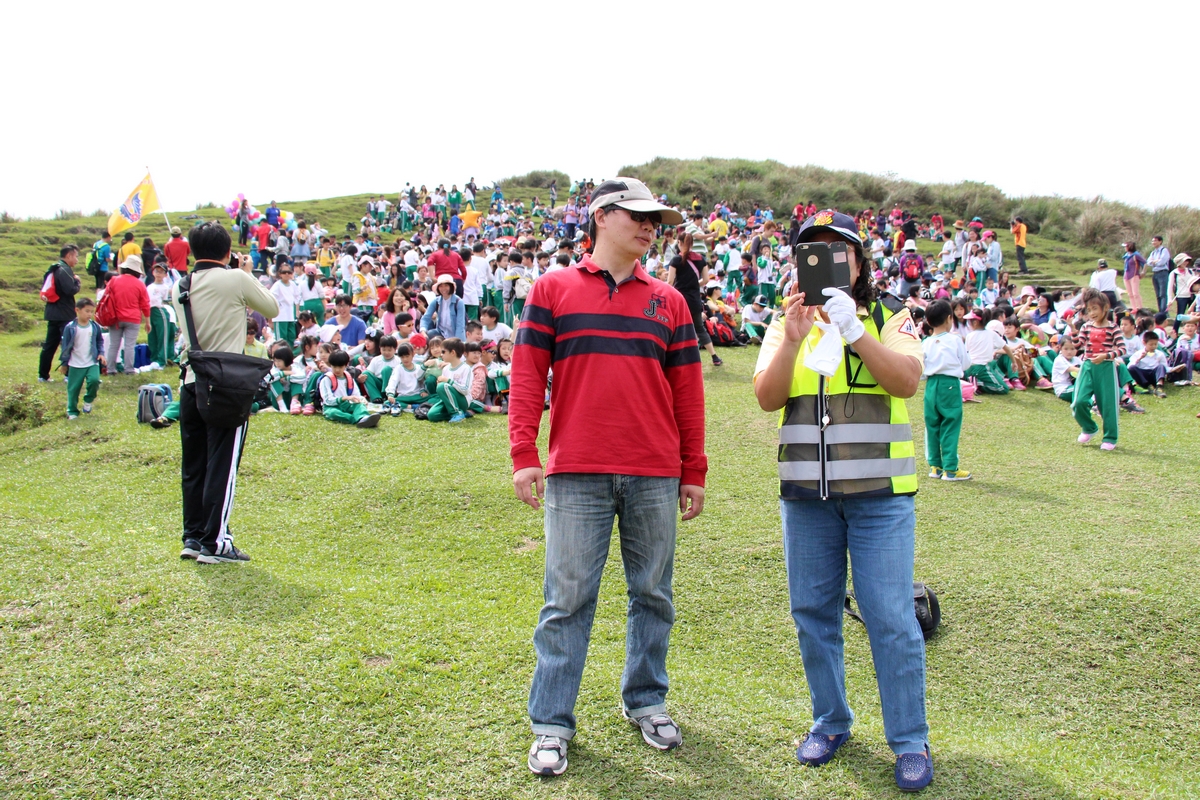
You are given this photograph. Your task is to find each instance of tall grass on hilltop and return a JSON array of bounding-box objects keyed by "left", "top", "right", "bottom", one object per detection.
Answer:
[
  {"left": 53, "top": 210, "right": 83, "bottom": 221},
  {"left": 497, "top": 170, "right": 570, "bottom": 190},
  {"left": 622, "top": 157, "right": 1200, "bottom": 259}
]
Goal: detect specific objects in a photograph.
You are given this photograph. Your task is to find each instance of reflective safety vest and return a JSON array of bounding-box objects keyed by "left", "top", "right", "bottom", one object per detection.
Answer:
[{"left": 778, "top": 295, "right": 918, "bottom": 500}]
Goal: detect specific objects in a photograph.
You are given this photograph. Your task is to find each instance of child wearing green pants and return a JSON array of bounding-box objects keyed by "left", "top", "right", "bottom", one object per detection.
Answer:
[
  {"left": 921, "top": 301, "right": 973, "bottom": 480},
  {"left": 1070, "top": 289, "right": 1125, "bottom": 450},
  {"left": 147, "top": 264, "right": 176, "bottom": 366},
  {"left": 424, "top": 338, "right": 480, "bottom": 423},
  {"left": 362, "top": 336, "right": 401, "bottom": 402},
  {"left": 318, "top": 350, "right": 380, "bottom": 428},
  {"left": 59, "top": 298, "right": 105, "bottom": 420},
  {"left": 384, "top": 343, "right": 430, "bottom": 413}
]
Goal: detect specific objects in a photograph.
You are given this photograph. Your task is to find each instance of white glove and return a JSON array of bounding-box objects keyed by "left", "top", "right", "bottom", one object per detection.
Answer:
[{"left": 821, "top": 287, "right": 865, "bottom": 343}]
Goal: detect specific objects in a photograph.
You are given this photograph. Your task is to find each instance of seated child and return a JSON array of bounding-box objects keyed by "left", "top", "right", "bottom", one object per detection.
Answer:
[
  {"left": 265, "top": 345, "right": 306, "bottom": 414},
  {"left": 488, "top": 338, "right": 514, "bottom": 406},
  {"left": 1051, "top": 337, "right": 1082, "bottom": 403},
  {"left": 1128, "top": 331, "right": 1169, "bottom": 397},
  {"left": 318, "top": 350, "right": 380, "bottom": 428},
  {"left": 963, "top": 311, "right": 1010, "bottom": 393},
  {"left": 363, "top": 335, "right": 401, "bottom": 403},
  {"left": 59, "top": 297, "right": 106, "bottom": 420},
  {"left": 385, "top": 342, "right": 430, "bottom": 414},
  {"left": 424, "top": 337, "right": 483, "bottom": 423},
  {"left": 741, "top": 295, "right": 773, "bottom": 344},
  {"left": 465, "top": 341, "right": 502, "bottom": 413},
  {"left": 1169, "top": 319, "right": 1199, "bottom": 383}
]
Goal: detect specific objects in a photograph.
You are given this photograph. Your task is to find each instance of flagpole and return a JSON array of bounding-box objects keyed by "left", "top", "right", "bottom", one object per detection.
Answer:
[{"left": 147, "top": 166, "right": 172, "bottom": 232}]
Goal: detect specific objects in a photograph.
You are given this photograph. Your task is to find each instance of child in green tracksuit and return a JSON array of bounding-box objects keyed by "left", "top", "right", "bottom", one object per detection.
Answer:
[
  {"left": 58, "top": 297, "right": 105, "bottom": 420},
  {"left": 921, "top": 300, "right": 972, "bottom": 480},
  {"left": 363, "top": 335, "right": 400, "bottom": 403},
  {"left": 146, "top": 263, "right": 176, "bottom": 366},
  {"left": 319, "top": 350, "right": 380, "bottom": 428},
  {"left": 385, "top": 342, "right": 429, "bottom": 413},
  {"left": 425, "top": 338, "right": 482, "bottom": 423},
  {"left": 1071, "top": 289, "right": 1125, "bottom": 451},
  {"left": 265, "top": 345, "right": 305, "bottom": 414}
]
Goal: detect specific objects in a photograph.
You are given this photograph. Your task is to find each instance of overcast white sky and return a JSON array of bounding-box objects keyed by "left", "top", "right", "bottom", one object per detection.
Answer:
[{"left": 3, "top": 0, "right": 1196, "bottom": 218}]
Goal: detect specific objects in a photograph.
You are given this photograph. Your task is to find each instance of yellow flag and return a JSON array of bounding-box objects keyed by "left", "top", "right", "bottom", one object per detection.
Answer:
[{"left": 107, "top": 174, "right": 162, "bottom": 236}]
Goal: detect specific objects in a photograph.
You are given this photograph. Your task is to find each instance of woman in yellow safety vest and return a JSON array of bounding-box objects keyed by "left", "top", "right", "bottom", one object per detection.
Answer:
[{"left": 753, "top": 210, "right": 933, "bottom": 792}]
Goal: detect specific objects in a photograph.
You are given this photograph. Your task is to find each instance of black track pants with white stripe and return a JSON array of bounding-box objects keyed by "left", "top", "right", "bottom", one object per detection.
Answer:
[{"left": 179, "top": 384, "right": 248, "bottom": 550}]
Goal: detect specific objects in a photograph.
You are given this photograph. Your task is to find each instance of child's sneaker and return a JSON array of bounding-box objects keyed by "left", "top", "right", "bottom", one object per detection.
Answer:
[
  {"left": 928, "top": 467, "right": 943, "bottom": 479},
  {"left": 1077, "top": 432, "right": 1094, "bottom": 444},
  {"left": 82, "top": 402, "right": 93, "bottom": 413},
  {"left": 301, "top": 403, "right": 315, "bottom": 416},
  {"left": 67, "top": 413, "right": 79, "bottom": 420},
  {"left": 150, "top": 416, "right": 174, "bottom": 429},
  {"left": 1011, "top": 379, "right": 1026, "bottom": 391},
  {"left": 1154, "top": 387, "right": 1167, "bottom": 398},
  {"left": 448, "top": 412, "right": 467, "bottom": 423},
  {"left": 356, "top": 413, "right": 381, "bottom": 429},
  {"left": 1121, "top": 398, "right": 1146, "bottom": 414},
  {"left": 1100, "top": 442, "right": 1116, "bottom": 451},
  {"left": 942, "top": 469, "right": 972, "bottom": 481},
  {"left": 290, "top": 397, "right": 302, "bottom": 415},
  {"left": 1035, "top": 378, "right": 1053, "bottom": 390},
  {"left": 390, "top": 404, "right": 403, "bottom": 417}
]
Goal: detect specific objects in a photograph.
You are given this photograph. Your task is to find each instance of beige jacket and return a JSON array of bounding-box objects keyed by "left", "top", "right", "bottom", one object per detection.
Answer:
[{"left": 172, "top": 261, "right": 279, "bottom": 384}]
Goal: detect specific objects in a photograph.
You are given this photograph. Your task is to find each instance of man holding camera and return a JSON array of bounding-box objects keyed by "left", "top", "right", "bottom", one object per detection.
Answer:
[{"left": 173, "top": 222, "right": 278, "bottom": 565}]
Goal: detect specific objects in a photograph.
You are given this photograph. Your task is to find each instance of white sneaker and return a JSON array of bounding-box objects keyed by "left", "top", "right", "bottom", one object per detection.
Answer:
[
  {"left": 82, "top": 403, "right": 93, "bottom": 413},
  {"left": 527, "top": 735, "right": 568, "bottom": 776},
  {"left": 623, "top": 709, "right": 683, "bottom": 750}
]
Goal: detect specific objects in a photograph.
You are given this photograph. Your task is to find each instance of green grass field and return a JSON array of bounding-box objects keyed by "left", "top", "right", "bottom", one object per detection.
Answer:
[{"left": 2, "top": 323, "right": 1199, "bottom": 797}]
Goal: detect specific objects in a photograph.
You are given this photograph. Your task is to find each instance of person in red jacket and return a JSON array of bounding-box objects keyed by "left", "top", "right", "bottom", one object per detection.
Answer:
[
  {"left": 163, "top": 226, "right": 191, "bottom": 278},
  {"left": 427, "top": 237, "right": 466, "bottom": 297},
  {"left": 102, "top": 254, "right": 151, "bottom": 373},
  {"left": 511, "top": 177, "right": 706, "bottom": 777}
]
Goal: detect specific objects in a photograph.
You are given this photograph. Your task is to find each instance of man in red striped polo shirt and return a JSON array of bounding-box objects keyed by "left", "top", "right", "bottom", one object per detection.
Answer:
[{"left": 511, "top": 178, "right": 708, "bottom": 776}]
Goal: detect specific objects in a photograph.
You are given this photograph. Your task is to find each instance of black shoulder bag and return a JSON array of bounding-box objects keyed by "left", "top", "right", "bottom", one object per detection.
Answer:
[{"left": 177, "top": 267, "right": 273, "bottom": 428}]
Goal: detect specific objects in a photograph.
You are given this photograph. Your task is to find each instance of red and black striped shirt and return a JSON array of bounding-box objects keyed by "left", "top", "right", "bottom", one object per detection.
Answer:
[{"left": 509, "top": 255, "right": 708, "bottom": 486}]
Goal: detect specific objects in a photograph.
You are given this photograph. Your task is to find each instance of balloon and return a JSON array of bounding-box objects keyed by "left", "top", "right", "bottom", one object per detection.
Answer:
[{"left": 287, "top": 219, "right": 298, "bottom": 231}]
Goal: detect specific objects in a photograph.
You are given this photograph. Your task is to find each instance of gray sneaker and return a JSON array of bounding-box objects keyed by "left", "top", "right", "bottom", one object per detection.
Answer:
[
  {"left": 624, "top": 709, "right": 682, "bottom": 750},
  {"left": 527, "top": 735, "right": 567, "bottom": 776}
]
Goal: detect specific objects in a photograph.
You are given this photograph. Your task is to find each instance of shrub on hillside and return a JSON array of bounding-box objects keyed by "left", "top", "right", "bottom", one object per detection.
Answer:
[
  {"left": 1075, "top": 202, "right": 1138, "bottom": 248},
  {"left": 499, "top": 170, "right": 570, "bottom": 189},
  {"left": 0, "top": 382, "right": 48, "bottom": 435}
]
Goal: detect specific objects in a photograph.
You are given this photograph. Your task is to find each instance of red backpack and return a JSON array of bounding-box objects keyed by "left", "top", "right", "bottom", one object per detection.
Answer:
[
  {"left": 95, "top": 287, "right": 119, "bottom": 328},
  {"left": 901, "top": 253, "right": 923, "bottom": 281},
  {"left": 39, "top": 271, "right": 59, "bottom": 304}
]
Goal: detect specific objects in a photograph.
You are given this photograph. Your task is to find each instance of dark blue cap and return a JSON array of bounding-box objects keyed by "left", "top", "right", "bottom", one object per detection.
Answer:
[{"left": 795, "top": 210, "right": 862, "bottom": 246}]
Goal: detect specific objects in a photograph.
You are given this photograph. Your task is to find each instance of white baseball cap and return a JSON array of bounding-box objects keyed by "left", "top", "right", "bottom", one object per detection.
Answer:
[{"left": 587, "top": 177, "right": 683, "bottom": 225}]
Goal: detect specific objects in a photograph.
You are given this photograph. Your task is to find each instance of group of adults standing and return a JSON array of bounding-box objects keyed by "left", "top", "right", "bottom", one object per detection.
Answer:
[{"left": 509, "top": 180, "right": 934, "bottom": 792}]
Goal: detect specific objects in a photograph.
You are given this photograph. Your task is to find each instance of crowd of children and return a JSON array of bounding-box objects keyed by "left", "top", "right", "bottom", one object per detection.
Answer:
[{"left": 56, "top": 186, "right": 1200, "bottom": 450}]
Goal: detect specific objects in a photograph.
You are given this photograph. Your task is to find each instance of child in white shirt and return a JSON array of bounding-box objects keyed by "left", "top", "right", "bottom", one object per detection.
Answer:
[
  {"left": 921, "top": 300, "right": 973, "bottom": 480},
  {"left": 385, "top": 342, "right": 429, "bottom": 413},
  {"left": 1051, "top": 337, "right": 1082, "bottom": 402}
]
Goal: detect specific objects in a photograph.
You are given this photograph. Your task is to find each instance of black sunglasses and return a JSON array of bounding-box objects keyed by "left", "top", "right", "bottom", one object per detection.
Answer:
[{"left": 606, "top": 206, "right": 661, "bottom": 225}]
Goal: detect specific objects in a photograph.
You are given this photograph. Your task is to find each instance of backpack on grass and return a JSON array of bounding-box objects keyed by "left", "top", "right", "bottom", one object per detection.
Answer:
[
  {"left": 845, "top": 581, "right": 941, "bottom": 641},
  {"left": 137, "top": 384, "right": 173, "bottom": 424}
]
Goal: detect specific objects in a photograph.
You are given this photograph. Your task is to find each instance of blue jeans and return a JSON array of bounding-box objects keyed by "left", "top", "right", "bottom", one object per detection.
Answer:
[
  {"left": 529, "top": 473, "right": 679, "bottom": 740},
  {"left": 781, "top": 495, "right": 928, "bottom": 755}
]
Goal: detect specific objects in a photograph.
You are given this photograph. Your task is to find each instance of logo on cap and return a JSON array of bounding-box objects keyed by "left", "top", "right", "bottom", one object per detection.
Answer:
[{"left": 814, "top": 212, "right": 834, "bottom": 226}]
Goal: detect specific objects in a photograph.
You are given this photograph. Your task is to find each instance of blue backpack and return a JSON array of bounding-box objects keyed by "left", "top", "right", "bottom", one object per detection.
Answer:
[{"left": 137, "top": 384, "right": 173, "bottom": 424}]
